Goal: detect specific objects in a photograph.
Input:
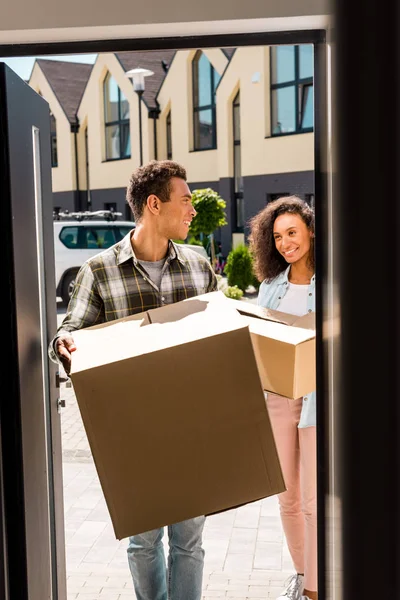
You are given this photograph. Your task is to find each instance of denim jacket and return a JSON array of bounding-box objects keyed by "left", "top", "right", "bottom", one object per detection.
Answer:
[{"left": 257, "top": 265, "right": 316, "bottom": 428}]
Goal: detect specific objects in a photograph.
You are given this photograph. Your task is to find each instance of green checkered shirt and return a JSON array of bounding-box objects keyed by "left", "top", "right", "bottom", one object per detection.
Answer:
[{"left": 49, "top": 233, "right": 217, "bottom": 363}]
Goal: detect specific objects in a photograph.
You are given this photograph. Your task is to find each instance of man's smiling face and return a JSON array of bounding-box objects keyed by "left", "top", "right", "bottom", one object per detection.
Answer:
[{"left": 158, "top": 177, "right": 196, "bottom": 241}]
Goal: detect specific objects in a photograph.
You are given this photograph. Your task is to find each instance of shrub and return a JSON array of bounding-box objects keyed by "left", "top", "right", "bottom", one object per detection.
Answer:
[
  {"left": 224, "top": 285, "right": 244, "bottom": 300},
  {"left": 216, "top": 273, "right": 228, "bottom": 292},
  {"left": 224, "top": 244, "right": 255, "bottom": 292},
  {"left": 189, "top": 188, "right": 228, "bottom": 265},
  {"left": 186, "top": 236, "right": 204, "bottom": 247},
  {"left": 189, "top": 188, "right": 227, "bottom": 238}
]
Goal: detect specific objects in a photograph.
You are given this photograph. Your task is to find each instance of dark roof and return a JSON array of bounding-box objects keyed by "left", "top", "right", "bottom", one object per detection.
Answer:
[
  {"left": 34, "top": 59, "right": 92, "bottom": 123},
  {"left": 222, "top": 48, "right": 236, "bottom": 59},
  {"left": 116, "top": 50, "right": 176, "bottom": 109}
]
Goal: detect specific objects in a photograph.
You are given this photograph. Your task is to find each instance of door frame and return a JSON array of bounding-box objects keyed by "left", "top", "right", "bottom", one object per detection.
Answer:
[{"left": 0, "top": 27, "right": 329, "bottom": 599}]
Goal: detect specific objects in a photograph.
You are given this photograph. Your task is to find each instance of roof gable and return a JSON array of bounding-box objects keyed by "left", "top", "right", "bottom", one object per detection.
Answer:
[
  {"left": 35, "top": 59, "right": 92, "bottom": 123},
  {"left": 116, "top": 50, "right": 176, "bottom": 109},
  {"left": 222, "top": 48, "right": 236, "bottom": 59}
]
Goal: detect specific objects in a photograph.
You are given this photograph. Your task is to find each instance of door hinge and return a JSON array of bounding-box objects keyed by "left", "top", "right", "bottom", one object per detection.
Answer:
[
  {"left": 56, "top": 371, "right": 71, "bottom": 388},
  {"left": 57, "top": 397, "right": 66, "bottom": 413}
]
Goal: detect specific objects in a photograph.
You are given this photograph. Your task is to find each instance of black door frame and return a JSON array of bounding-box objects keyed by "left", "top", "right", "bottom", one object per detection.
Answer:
[{"left": 0, "top": 63, "right": 65, "bottom": 600}]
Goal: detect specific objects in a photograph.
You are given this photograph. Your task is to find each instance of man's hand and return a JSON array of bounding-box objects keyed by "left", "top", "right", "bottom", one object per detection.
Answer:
[{"left": 55, "top": 335, "right": 76, "bottom": 376}]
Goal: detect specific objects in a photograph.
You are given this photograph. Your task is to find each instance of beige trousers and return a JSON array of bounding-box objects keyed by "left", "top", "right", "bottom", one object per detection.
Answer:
[{"left": 266, "top": 393, "right": 318, "bottom": 591}]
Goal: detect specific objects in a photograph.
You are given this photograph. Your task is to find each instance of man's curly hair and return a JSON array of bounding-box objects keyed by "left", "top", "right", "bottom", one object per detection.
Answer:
[
  {"left": 248, "top": 195, "right": 315, "bottom": 282},
  {"left": 126, "top": 160, "right": 187, "bottom": 221}
]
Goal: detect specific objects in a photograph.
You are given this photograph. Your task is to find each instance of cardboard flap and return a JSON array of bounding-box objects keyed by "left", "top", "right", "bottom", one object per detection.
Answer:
[
  {"left": 148, "top": 290, "right": 241, "bottom": 325},
  {"left": 243, "top": 315, "right": 315, "bottom": 344},
  {"left": 223, "top": 297, "right": 316, "bottom": 330},
  {"left": 223, "top": 297, "right": 303, "bottom": 325},
  {"left": 291, "top": 312, "right": 316, "bottom": 330},
  {"left": 71, "top": 308, "right": 247, "bottom": 374},
  {"left": 74, "top": 310, "right": 150, "bottom": 332},
  {"left": 71, "top": 313, "right": 150, "bottom": 373}
]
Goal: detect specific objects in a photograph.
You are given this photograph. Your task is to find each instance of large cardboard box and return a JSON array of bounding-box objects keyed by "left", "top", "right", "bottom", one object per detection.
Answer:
[
  {"left": 70, "top": 293, "right": 285, "bottom": 540},
  {"left": 220, "top": 296, "right": 316, "bottom": 398}
]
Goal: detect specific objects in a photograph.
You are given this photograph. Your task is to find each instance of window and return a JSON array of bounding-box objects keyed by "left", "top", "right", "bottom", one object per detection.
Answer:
[
  {"left": 166, "top": 111, "right": 172, "bottom": 159},
  {"left": 117, "top": 226, "right": 134, "bottom": 239},
  {"left": 104, "top": 73, "right": 131, "bottom": 160},
  {"left": 50, "top": 113, "right": 58, "bottom": 167},
  {"left": 192, "top": 51, "right": 221, "bottom": 150},
  {"left": 60, "top": 227, "right": 78, "bottom": 248},
  {"left": 104, "top": 202, "right": 117, "bottom": 213},
  {"left": 270, "top": 44, "right": 314, "bottom": 135},
  {"left": 233, "top": 91, "right": 244, "bottom": 232},
  {"left": 86, "top": 227, "right": 116, "bottom": 249},
  {"left": 267, "top": 193, "right": 290, "bottom": 203},
  {"left": 59, "top": 225, "right": 118, "bottom": 249}
]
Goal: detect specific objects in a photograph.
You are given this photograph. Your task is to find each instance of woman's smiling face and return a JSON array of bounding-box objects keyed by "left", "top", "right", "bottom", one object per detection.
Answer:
[{"left": 273, "top": 212, "right": 313, "bottom": 265}]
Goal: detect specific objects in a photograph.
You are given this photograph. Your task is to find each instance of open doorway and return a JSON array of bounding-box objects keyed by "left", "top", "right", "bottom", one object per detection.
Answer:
[{"left": 1, "top": 29, "right": 327, "bottom": 600}]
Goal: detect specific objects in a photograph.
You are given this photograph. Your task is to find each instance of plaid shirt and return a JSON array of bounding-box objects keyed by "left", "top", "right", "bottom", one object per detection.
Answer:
[{"left": 49, "top": 233, "right": 217, "bottom": 363}]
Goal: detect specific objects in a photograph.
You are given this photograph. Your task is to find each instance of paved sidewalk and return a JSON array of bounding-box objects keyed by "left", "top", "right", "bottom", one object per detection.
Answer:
[{"left": 57, "top": 298, "right": 293, "bottom": 600}]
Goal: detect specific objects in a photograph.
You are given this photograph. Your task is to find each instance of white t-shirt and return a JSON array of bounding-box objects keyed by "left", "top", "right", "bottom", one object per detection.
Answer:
[{"left": 277, "top": 282, "right": 309, "bottom": 317}]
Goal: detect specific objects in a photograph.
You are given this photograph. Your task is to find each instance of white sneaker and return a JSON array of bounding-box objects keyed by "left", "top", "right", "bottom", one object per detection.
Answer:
[
  {"left": 276, "top": 574, "right": 304, "bottom": 600},
  {"left": 302, "top": 597, "right": 311, "bottom": 600}
]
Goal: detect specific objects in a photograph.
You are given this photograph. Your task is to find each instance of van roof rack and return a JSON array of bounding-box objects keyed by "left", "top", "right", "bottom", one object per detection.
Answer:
[{"left": 53, "top": 209, "right": 123, "bottom": 222}]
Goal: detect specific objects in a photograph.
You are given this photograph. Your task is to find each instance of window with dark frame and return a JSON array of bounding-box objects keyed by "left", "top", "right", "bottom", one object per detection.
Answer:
[
  {"left": 233, "top": 90, "right": 244, "bottom": 232},
  {"left": 104, "top": 72, "right": 131, "bottom": 160},
  {"left": 50, "top": 112, "right": 58, "bottom": 167},
  {"left": 166, "top": 110, "right": 172, "bottom": 159},
  {"left": 192, "top": 51, "right": 221, "bottom": 150},
  {"left": 270, "top": 44, "right": 314, "bottom": 136}
]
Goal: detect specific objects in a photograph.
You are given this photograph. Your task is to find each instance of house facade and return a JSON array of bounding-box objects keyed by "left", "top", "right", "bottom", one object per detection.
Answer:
[{"left": 29, "top": 44, "right": 314, "bottom": 254}]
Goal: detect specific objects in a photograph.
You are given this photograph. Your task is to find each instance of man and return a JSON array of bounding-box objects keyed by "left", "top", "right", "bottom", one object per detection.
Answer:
[{"left": 49, "top": 160, "right": 217, "bottom": 600}]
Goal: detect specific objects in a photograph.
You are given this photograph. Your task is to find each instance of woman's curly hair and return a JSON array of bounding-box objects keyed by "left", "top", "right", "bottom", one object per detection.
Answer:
[{"left": 248, "top": 195, "right": 315, "bottom": 282}]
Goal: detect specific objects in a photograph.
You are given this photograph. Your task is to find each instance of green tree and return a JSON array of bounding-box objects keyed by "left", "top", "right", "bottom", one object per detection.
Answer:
[
  {"left": 189, "top": 188, "right": 227, "bottom": 265},
  {"left": 224, "top": 244, "right": 255, "bottom": 292}
]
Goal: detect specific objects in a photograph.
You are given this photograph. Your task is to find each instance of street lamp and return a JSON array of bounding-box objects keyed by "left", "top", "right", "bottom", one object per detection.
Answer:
[{"left": 125, "top": 67, "right": 154, "bottom": 166}]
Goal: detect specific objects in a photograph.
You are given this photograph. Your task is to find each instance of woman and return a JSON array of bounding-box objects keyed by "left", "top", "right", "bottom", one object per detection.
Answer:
[{"left": 249, "top": 196, "right": 317, "bottom": 600}]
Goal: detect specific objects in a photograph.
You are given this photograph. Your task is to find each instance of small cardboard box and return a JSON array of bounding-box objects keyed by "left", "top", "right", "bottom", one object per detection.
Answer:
[
  {"left": 221, "top": 297, "right": 316, "bottom": 399},
  {"left": 70, "top": 293, "right": 285, "bottom": 540}
]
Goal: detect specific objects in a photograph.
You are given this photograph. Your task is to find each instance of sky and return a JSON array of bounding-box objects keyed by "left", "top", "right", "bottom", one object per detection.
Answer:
[{"left": 0, "top": 54, "right": 97, "bottom": 81}]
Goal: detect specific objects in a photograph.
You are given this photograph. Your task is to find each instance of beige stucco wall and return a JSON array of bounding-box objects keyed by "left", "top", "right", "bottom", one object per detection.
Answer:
[
  {"left": 29, "top": 63, "right": 76, "bottom": 193},
  {"left": 31, "top": 44, "right": 315, "bottom": 195},
  {"left": 156, "top": 48, "right": 228, "bottom": 183},
  {"left": 217, "top": 46, "right": 314, "bottom": 179},
  {"left": 77, "top": 53, "right": 155, "bottom": 190}
]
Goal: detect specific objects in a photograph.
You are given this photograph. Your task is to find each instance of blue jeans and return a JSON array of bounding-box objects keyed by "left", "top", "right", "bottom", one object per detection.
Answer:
[{"left": 127, "top": 516, "right": 205, "bottom": 600}]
